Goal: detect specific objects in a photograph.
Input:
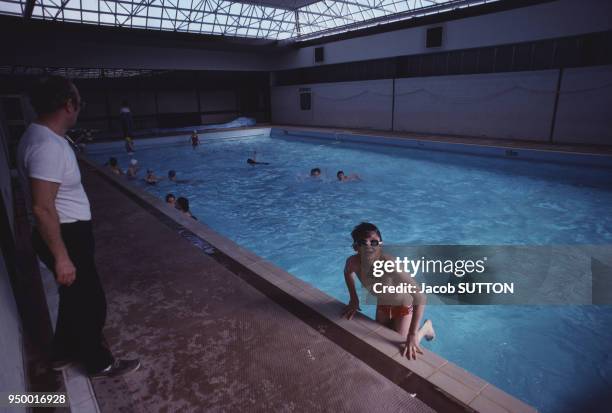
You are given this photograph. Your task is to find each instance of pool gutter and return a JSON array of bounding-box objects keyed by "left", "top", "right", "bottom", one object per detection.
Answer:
[
  {"left": 79, "top": 142, "right": 539, "bottom": 413},
  {"left": 271, "top": 127, "right": 612, "bottom": 169}
]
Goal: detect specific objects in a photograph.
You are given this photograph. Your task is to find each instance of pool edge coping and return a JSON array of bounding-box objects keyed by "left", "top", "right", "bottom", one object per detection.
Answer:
[
  {"left": 270, "top": 126, "right": 612, "bottom": 168},
  {"left": 78, "top": 152, "right": 538, "bottom": 413}
]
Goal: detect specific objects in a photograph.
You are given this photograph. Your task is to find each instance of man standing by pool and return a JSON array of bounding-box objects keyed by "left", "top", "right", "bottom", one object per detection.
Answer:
[
  {"left": 17, "top": 76, "right": 140, "bottom": 378},
  {"left": 342, "top": 222, "right": 435, "bottom": 359}
]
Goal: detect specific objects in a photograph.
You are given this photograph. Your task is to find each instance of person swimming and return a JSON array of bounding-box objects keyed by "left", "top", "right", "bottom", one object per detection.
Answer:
[
  {"left": 125, "top": 136, "right": 135, "bottom": 154},
  {"left": 127, "top": 159, "right": 139, "bottom": 178},
  {"left": 107, "top": 157, "right": 124, "bottom": 175},
  {"left": 176, "top": 196, "right": 197, "bottom": 220},
  {"left": 167, "top": 170, "right": 190, "bottom": 183},
  {"left": 337, "top": 170, "right": 361, "bottom": 182},
  {"left": 165, "top": 193, "right": 176, "bottom": 207},
  {"left": 191, "top": 131, "right": 200, "bottom": 149},
  {"left": 247, "top": 151, "right": 269, "bottom": 165},
  {"left": 145, "top": 169, "right": 162, "bottom": 185},
  {"left": 310, "top": 167, "right": 321, "bottom": 177}
]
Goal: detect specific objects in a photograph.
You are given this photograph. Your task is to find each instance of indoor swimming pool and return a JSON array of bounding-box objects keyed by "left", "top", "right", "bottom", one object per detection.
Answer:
[{"left": 89, "top": 130, "right": 612, "bottom": 413}]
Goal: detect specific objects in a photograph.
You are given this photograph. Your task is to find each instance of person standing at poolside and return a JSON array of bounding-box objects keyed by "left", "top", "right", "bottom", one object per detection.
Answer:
[
  {"left": 342, "top": 222, "right": 435, "bottom": 360},
  {"left": 119, "top": 100, "right": 133, "bottom": 139},
  {"left": 17, "top": 75, "right": 140, "bottom": 378}
]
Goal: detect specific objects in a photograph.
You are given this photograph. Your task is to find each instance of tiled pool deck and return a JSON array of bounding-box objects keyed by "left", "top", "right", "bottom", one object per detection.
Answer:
[{"left": 76, "top": 129, "right": 545, "bottom": 412}]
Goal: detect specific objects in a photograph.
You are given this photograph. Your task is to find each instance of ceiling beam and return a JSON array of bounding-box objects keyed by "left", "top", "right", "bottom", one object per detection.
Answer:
[{"left": 23, "top": 0, "right": 37, "bottom": 19}]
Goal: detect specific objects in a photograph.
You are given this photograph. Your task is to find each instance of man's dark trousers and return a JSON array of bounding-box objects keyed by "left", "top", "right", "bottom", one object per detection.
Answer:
[{"left": 33, "top": 220, "right": 114, "bottom": 374}]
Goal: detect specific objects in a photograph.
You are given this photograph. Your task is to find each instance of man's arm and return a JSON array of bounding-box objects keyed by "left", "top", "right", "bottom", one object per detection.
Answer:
[
  {"left": 342, "top": 257, "right": 361, "bottom": 320},
  {"left": 30, "top": 178, "right": 76, "bottom": 286}
]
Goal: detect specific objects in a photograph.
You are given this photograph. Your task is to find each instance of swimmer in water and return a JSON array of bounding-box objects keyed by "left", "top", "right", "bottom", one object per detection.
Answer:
[
  {"left": 127, "top": 159, "right": 139, "bottom": 178},
  {"left": 145, "top": 169, "right": 162, "bottom": 185},
  {"left": 246, "top": 151, "right": 269, "bottom": 165},
  {"left": 125, "top": 136, "right": 135, "bottom": 154},
  {"left": 168, "top": 170, "right": 190, "bottom": 183},
  {"left": 337, "top": 170, "right": 361, "bottom": 182},
  {"left": 342, "top": 222, "right": 435, "bottom": 360},
  {"left": 165, "top": 193, "right": 176, "bottom": 207},
  {"left": 176, "top": 197, "right": 197, "bottom": 220},
  {"left": 310, "top": 167, "right": 321, "bottom": 177},
  {"left": 191, "top": 131, "right": 200, "bottom": 149},
  {"left": 107, "top": 157, "right": 124, "bottom": 175}
]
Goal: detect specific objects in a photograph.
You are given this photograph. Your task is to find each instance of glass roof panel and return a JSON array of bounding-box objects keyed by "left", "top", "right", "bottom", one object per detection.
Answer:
[{"left": 1, "top": 0, "right": 497, "bottom": 40}]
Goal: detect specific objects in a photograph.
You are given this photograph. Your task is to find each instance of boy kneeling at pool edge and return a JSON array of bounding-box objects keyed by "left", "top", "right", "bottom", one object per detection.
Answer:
[{"left": 342, "top": 222, "right": 435, "bottom": 359}]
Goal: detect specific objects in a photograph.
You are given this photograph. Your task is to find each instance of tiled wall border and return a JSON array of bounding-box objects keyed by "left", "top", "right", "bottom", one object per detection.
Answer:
[{"left": 81, "top": 134, "right": 540, "bottom": 413}]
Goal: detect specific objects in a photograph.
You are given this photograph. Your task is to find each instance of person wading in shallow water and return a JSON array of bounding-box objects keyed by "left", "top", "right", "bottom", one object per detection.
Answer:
[{"left": 17, "top": 75, "right": 140, "bottom": 378}]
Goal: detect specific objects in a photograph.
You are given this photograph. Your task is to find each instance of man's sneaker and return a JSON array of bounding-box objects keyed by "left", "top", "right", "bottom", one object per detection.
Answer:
[
  {"left": 90, "top": 359, "right": 141, "bottom": 379},
  {"left": 50, "top": 359, "right": 75, "bottom": 371}
]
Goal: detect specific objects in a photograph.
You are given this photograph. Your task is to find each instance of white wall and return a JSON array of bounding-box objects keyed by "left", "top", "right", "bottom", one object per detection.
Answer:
[
  {"left": 271, "top": 79, "right": 393, "bottom": 130},
  {"left": 0, "top": 252, "right": 26, "bottom": 413},
  {"left": 0, "top": 118, "right": 25, "bottom": 412},
  {"left": 277, "top": 0, "right": 612, "bottom": 69},
  {"left": 553, "top": 65, "right": 612, "bottom": 145},
  {"left": 199, "top": 91, "right": 237, "bottom": 111},
  {"left": 394, "top": 70, "right": 558, "bottom": 141},
  {"left": 157, "top": 91, "right": 199, "bottom": 113}
]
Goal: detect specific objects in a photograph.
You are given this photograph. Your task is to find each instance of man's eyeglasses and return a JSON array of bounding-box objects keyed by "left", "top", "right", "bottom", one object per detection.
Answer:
[{"left": 355, "top": 239, "right": 383, "bottom": 247}]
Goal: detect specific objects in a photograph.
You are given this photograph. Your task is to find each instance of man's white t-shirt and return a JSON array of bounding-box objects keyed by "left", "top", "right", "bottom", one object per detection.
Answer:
[{"left": 17, "top": 123, "right": 91, "bottom": 224}]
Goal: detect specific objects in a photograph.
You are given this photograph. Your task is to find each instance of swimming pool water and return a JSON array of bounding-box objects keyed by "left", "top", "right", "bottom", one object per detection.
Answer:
[{"left": 90, "top": 133, "right": 612, "bottom": 413}]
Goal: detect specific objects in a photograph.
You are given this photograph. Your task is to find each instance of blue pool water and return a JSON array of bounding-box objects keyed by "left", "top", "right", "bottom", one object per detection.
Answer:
[{"left": 90, "top": 132, "right": 612, "bottom": 413}]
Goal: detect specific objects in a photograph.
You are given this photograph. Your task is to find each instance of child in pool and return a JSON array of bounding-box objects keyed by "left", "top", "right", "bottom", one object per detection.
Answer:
[
  {"left": 145, "top": 169, "right": 162, "bottom": 185},
  {"left": 127, "top": 159, "right": 139, "bottom": 178},
  {"left": 107, "top": 157, "right": 123, "bottom": 175},
  {"left": 342, "top": 222, "right": 435, "bottom": 359},
  {"left": 125, "top": 136, "right": 135, "bottom": 154},
  {"left": 337, "top": 170, "right": 361, "bottom": 182},
  {"left": 191, "top": 131, "right": 200, "bottom": 149}
]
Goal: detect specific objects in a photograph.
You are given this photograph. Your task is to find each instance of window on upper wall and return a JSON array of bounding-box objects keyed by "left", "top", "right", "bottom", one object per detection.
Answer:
[
  {"left": 532, "top": 40, "right": 555, "bottom": 70},
  {"left": 478, "top": 47, "right": 495, "bottom": 73},
  {"left": 299, "top": 88, "right": 311, "bottom": 111},
  {"left": 426, "top": 27, "right": 443, "bottom": 48},
  {"left": 513, "top": 43, "right": 533, "bottom": 71},
  {"left": 314, "top": 47, "right": 324, "bottom": 63},
  {"left": 461, "top": 49, "right": 479, "bottom": 74},
  {"left": 494, "top": 45, "right": 514, "bottom": 72},
  {"left": 554, "top": 37, "right": 581, "bottom": 68}
]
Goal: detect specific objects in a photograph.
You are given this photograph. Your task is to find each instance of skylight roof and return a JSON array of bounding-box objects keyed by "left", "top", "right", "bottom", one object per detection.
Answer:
[{"left": 0, "top": 0, "right": 496, "bottom": 41}]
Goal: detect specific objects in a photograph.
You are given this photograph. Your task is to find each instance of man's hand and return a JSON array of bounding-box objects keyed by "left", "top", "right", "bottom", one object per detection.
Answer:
[
  {"left": 55, "top": 256, "right": 76, "bottom": 286},
  {"left": 342, "top": 301, "right": 361, "bottom": 320},
  {"left": 402, "top": 333, "right": 423, "bottom": 360}
]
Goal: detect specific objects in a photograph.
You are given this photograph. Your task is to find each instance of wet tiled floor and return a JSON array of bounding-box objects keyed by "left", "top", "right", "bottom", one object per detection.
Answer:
[{"left": 84, "top": 170, "right": 437, "bottom": 412}]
